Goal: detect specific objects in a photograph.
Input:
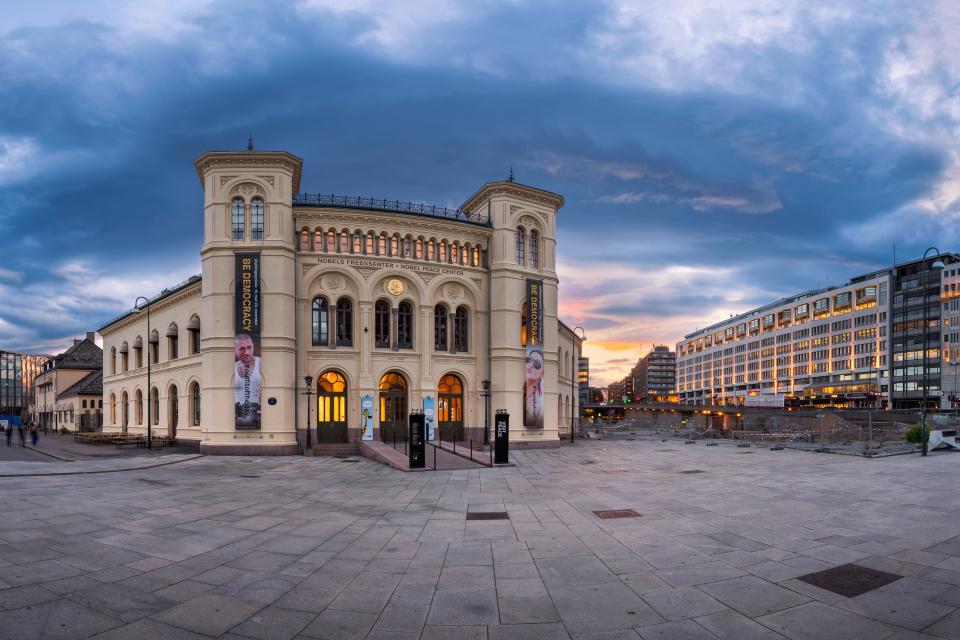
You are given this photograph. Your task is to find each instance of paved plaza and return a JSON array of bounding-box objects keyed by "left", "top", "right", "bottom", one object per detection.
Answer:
[{"left": 1, "top": 441, "right": 960, "bottom": 640}]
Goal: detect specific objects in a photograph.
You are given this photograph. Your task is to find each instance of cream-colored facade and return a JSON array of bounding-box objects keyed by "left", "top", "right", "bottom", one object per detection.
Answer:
[{"left": 100, "top": 150, "right": 582, "bottom": 454}]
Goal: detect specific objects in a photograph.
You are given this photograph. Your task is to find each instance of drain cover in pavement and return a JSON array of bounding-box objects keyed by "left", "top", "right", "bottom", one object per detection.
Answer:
[
  {"left": 238, "top": 475, "right": 260, "bottom": 478},
  {"left": 681, "top": 470, "right": 705, "bottom": 474},
  {"left": 593, "top": 509, "right": 641, "bottom": 519},
  {"left": 797, "top": 563, "right": 902, "bottom": 597},
  {"left": 466, "top": 512, "right": 509, "bottom": 520},
  {"left": 340, "top": 459, "right": 360, "bottom": 463}
]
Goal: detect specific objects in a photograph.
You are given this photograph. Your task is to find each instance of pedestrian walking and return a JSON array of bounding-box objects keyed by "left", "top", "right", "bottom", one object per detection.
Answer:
[
  {"left": 4, "top": 423, "right": 11, "bottom": 447},
  {"left": 29, "top": 423, "right": 38, "bottom": 446},
  {"left": 17, "top": 424, "right": 26, "bottom": 448}
]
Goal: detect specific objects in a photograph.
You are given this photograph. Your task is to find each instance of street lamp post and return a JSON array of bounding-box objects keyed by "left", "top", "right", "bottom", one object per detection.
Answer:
[
  {"left": 132, "top": 297, "right": 152, "bottom": 450},
  {"left": 303, "top": 375, "right": 313, "bottom": 453},
  {"left": 482, "top": 379, "right": 491, "bottom": 446},
  {"left": 921, "top": 247, "right": 945, "bottom": 457}
]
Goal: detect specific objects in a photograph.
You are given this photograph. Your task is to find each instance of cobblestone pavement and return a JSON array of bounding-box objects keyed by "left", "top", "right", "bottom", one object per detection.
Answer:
[{"left": 1, "top": 441, "right": 960, "bottom": 639}]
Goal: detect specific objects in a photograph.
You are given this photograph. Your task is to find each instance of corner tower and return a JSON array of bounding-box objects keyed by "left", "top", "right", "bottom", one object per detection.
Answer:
[
  {"left": 194, "top": 150, "right": 303, "bottom": 454},
  {"left": 461, "top": 180, "right": 564, "bottom": 446}
]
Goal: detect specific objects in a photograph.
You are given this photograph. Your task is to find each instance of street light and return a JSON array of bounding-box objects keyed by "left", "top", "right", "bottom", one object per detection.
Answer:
[
  {"left": 481, "top": 379, "right": 491, "bottom": 445},
  {"left": 132, "top": 297, "right": 152, "bottom": 450},
  {"left": 303, "top": 375, "right": 314, "bottom": 452},
  {"left": 921, "top": 247, "right": 944, "bottom": 457}
]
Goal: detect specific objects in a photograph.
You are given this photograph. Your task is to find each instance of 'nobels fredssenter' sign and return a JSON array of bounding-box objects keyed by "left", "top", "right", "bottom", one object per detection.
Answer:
[{"left": 234, "top": 253, "right": 262, "bottom": 430}]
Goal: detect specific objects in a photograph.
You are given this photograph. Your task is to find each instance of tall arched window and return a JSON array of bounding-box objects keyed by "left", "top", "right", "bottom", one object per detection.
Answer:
[
  {"left": 336, "top": 298, "right": 353, "bottom": 347},
  {"left": 521, "top": 302, "right": 527, "bottom": 347},
  {"left": 315, "top": 229, "right": 324, "bottom": 252},
  {"left": 352, "top": 232, "right": 362, "bottom": 254},
  {"left": 339, "top": 231, "right": 349, "bottom": 253},
  {"left": 110, "top": 393, "right": 116, "bottom": 424},
  {"left": 135, "top": 389, "right": 143, "bottom": 424},
  {"left": 191, "top": 382, "right": 201, "bottom": 426},
  {"left": 379, "top": 233, "right": 387, "bottom": 255},
  {"left": 375, "top": 300, "right": 391, "bottom": 348},
  {"left": 434, "top": 304, "right": 448, "bottom": 351},
  {"left": 327, "top": 230, "right": 336, "bottom": 252},
  {"left": 366, "top": 232, "right": 374, "bottom": 254},
  {"left": 120, "top": 342, "right": 128, "bottom": 372},
  {"left": 167, "top": 324, "right": 179, "bottom": 360},
  {"left": 461, "top": 244, "right": 468, "bottom": 265},
  {"left": 450, "top": 242, "right": 458, "bottom": 264},
  {"left": 151, "top": 388, "right": 159, "bottom": 425},
  {"left": 398, "top": 301, "right": 413, "bottom": 349},
  {"left": 231, "top": 197, "right": 245, "bottom": 240},
  {"left": 516, "top": 227, "right": 526, "bottom": 265},
  {"left": 402, "top": 237, "right": 412, "bottom": 258},
  {"left": 427, "top": 239, "right": 436, "bottom": 261},
  {"left": 110, "top": 347, "right": 116, "bottom": 375},
  {"left": 300, "top": 229, "right": 310, "bottom": 251},
  {"left": 472, "top": 246, "right": 481, "bottom": 267},
  {"left": 529, "top": 229, "right": 539, "bottom": 268},
  {"left": 390, "top": 235, "right": 399, "bottom": 256},
  {"left": 121, "top": 391, "right": 129, "bottom": 428},
  {"left": 439, "top": 240, "right": 447, "bottom": 262},
  {"left": 134, "top": 336, "right": 143, "bottom": 368},
  {"left": 454, "top": 306, "right": 469, "bottom": 352},
  {"left": 312, "top": 297, "right": 329, "bottom": 346},
  {"left": 251, "top": 197, "right": 264, "bottom": 240},
  {"left": 188, "top": 315, "right": 201, "bottom": 354}
]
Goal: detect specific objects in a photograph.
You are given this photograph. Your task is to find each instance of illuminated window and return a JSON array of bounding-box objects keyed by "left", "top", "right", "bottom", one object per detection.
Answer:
[
  {"left": 427, "top": 239, "right": 436, "bottom": 260},
  {"left": 472, "top": 246, "right": 480, "bottom": 267},
  {"left": 300, "top": 229, "right": 310, "bottom": 251},
  {"left": 339, "top": 231, "right": 349, "bottom": 253},
  {"left": 439, "top": 240, "right": 447, "bottom": 262},
  {"left": 315, "top": 229, "right": 324, "bottom": 251},
  {"left": 379, "top": 232, "right": 387, "bottom": 255},
  {"left": 366, "top": 232, "right": 374, "bottom": 255},
  {"left": 416, "top": 238, "right": 424, "bottom": 259},
  {"left": 352, "top": 232, "right": 362, "bottom": 254}
]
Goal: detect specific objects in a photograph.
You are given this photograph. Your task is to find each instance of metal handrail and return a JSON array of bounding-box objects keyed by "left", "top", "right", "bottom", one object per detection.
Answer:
[{"left": 293, "top": 193, "right": 489, "bottom": 226}]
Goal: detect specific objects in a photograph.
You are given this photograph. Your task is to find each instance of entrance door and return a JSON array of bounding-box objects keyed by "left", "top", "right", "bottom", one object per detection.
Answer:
[
  {"left": 437, "top": 373, "right": 464, "bottom": 441},
  {"left": 317, "top": 370, "right": 348, "bottom": 443},
  {"left": 379, "top": 372, "right": 408, "bottom": 442},
  {"left": 168, "top": 386, "right": 178, "bottom": 439}
]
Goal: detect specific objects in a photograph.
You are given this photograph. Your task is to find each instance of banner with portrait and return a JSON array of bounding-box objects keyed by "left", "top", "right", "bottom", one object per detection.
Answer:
[
  {"left": 524, "top": 278, "right": 544, "bottom": 429},
  {"left": 235, "top": 253, "right": 262, "bottom": 430}
]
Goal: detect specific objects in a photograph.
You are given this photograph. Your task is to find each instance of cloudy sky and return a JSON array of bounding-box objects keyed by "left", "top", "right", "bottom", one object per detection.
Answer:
[{"left": 1, "top": 1, "right": 958, "bottom": 385}]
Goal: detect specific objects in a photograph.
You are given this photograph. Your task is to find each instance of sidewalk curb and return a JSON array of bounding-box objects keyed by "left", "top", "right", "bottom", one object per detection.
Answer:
[
  {"left": 24, "top": 445, "right": 75, "bottom": 462},
  {"left": 0, "top": 454, "right": 205, "bottom": 478}
]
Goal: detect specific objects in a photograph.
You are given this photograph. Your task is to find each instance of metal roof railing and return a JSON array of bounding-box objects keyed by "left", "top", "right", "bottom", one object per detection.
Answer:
[{"left": 292, "top": 193, "right": 489, "bottom": 227}]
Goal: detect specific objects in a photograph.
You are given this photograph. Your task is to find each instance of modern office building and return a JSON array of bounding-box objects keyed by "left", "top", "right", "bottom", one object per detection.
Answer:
[
  {"left": 99, "top": 148, "right": 583, "bottom": 454},
  {"left": 578, "top": 356, "right": 589, "bottom": 409},
  {"left": 33, "top": 333, "right": 103, "bottom": 431},
  {"left": 0, "top": 349, "right": 48, "bottom": 426},
  {"left": 632, "top": 346, "right": 676, "bottom": 402},
  {"left": 677, "top": 254, "right": 959, "bottom": 409}
]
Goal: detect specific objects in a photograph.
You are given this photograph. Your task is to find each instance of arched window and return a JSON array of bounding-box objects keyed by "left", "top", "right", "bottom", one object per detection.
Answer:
[
  {"left": 312, "top": 297, "right": 329, "bottom": 346},
  {"left": 366, "top": 232, "right": 375, "bottom": 255},
  {"left": 110, "top": 393, "right": 116, "bottom": 423},
  {"left": 251, "top": 197, "right": 264, "bottom": 240},
  {"left": 339, "top": 231, "right": 349, "bottom": 253},
  {"left": 120, "top": 342, "right": 129, "bottom": 372},
  {"left": 188, "top": 315, "right": 201, "bottom": 354},
  {"left": 427, "top": 239, "right": 436, "bottom": 261},
  {"left": 438, "top": 373, "right": 464, "bottom": 439},
  {"left": 121, "top": 391, "right": 129, "bottom": 428},
  {"left": 402, "top": 237, "right": 412, "bottom": 258},
  {"left": 450, "top": 242, "right": 459, "bottom": 264},
  {"left": 379, "top": 233, "right": 387, "bottom": 256},
  {"left": 352, "top": 232, "right": 362, "bottom": 254},
  {"left": 110, "top": 347, "right": 116, "bottom": 375},
  {"left": 375, "top": 300, "right": 391, "bottom": 348},
  {"left": 231, "top": 198, "right": 245, "bottom": 240},
  {"left": 315, "top": 229, "right": 324, "bottom": 252},
  {"left": 439, "top": 240, "right": 447, "bottom": 262},
  {"left": 521, "top": 302, "right": 527, "bottom": 347},
  {"left": 472, "top": 246, "right": 481, "bottom": 267},
  {"left": 167, "top": 323, "right": 179, "bottom": 360},
  {"left": 461, "top": 244, "right": 468, "bottom": 265},
  {"left": 135, "top": 389, "right": 143, "bottom": 424},
  {"left": 336, "top": 298, "right": 353, "bottom": 347},
  {"left": 516, "top": 227, "right": 526, "bottom": 265},
  {"left": 434, "top": 304, "right": 448, "bottom": 351},
  {"left": 149, "top": 331, "right": 159, "bottom": 364},
  {"left": 151, "top": 387, "right": 159, "bottom": 425},
  {"left": 300, "top": 229, "right": 310, "bottom": 251},
  {"left": 398, "top": 301, "right": 413, "bottom": 349},
  {"left": 390, "top": 235, "right": 399, "bottom": 256},
  {"left": 454, "top": 306, "right": 469, "bottom": 352},
  {"left": 134, "top": 336, "right": 143, "bottom": 368},
  {"left": 327, "top": 230, "right": 336, "bottom": 252},
  {"left": 191, "top": 382, "right": 201, "bottom": 426},
  {"left": 529, "top": 229, "right": 539, "bottom": 268}
]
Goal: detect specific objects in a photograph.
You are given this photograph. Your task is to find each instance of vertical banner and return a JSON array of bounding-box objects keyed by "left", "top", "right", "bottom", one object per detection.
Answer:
[
  {"left": 360, "top": 395, "right": 374, "bottom": 441},
  {"left": 235, "top": 253, "right": 262, "bottom": 430},
  {"left": 524, "top": 279, "right": 544, "bottom": 429},
  {"left": 424, "top": 396, "right": 436, "bottom": 441}
]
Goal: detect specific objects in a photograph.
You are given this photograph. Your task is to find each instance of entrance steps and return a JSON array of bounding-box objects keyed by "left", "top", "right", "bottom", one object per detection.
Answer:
[
  {"left": 312, "top": 443, "right": 360, "bottom": 456},
  {"left": 359, "top": 440, "right": 490, "bottom": 471}
]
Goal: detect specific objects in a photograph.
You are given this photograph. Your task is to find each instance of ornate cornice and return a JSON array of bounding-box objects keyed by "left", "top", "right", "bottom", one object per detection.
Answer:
[
  {"left": 460, "top": 181, "right": 564, "bottom": 214},
  {"left": 194, "top": 151, "right": 303, "bottom": 194}
]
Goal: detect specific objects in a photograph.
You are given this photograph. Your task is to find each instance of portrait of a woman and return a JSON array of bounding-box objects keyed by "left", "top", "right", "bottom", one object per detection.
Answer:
[{"left": 524, "top": 349, "right": 544, "bottom": 427}]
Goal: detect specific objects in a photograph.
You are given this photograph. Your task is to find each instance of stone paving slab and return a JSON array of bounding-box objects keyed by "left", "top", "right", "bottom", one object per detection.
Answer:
[{"left": 1, "top": 441, "right": 959, "bottom": 638}]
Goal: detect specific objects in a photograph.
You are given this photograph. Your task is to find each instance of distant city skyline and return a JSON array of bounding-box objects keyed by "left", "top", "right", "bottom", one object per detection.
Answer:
[{"left": 1, "top": 2, "right": 958, "bottom": 388}]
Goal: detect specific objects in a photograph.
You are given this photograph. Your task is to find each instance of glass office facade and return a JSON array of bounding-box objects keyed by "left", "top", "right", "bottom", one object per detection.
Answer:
[{"left": 0, "top": 350, "right": 48, "bottom": 426}]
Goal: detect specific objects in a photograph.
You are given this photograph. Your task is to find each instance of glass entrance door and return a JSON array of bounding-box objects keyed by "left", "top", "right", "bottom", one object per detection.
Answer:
[
  {"left": 379, "top": 372, "right": 408, "bottom": 442},
  {"left": 317, "top": 371, "right": 348, "bottom": 443},
  {"left": 437, "top": 374, "right": 464, "bottom": 441}
]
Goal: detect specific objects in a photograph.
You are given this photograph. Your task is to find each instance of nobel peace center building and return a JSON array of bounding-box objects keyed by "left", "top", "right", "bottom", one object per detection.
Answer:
[{"left": 99, "top": 150, "right": 583, "bottom": 455}]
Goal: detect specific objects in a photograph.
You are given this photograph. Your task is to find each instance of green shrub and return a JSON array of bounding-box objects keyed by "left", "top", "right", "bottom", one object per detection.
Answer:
[{"left": 905, "top": 424, "right": 930, "bottom": 444}]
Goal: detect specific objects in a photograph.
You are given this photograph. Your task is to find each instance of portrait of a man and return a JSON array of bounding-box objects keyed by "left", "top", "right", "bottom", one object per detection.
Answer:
[{"left": 234, "top": 333, "right": 262, "bottom": 428}]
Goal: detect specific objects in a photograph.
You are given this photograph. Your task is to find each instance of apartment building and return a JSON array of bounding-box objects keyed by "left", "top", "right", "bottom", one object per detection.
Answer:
[
  {"left": 677, "top": 254, "right": 960, "bottom": 409},
  {"left": 633, "top": 346, "right": 676, "bottom": 402}
]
